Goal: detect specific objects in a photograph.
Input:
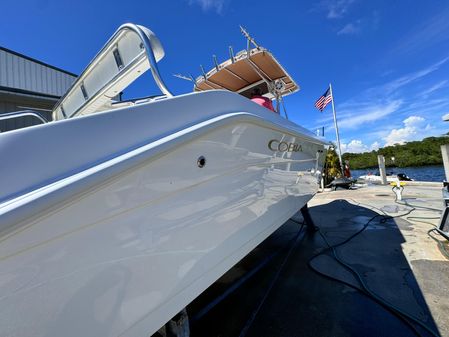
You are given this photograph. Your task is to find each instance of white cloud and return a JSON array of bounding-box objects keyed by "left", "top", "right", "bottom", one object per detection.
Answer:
[
  {"left": 325, "top": 0, "right": 355, "bottom": 18},
  {"left": 341, "top": 140, "right": 367, "bottom": 153},
  {"left": 351, "top": 58, "right": 449, "bottom": 103},
  {"left": 341, "top": 140, "right": 380, "bottom": 153},
  {"left": 337, "top": 100, "right": 402, "bottom": 129},
  {"left": 313, "top": 58, "right": 449, "bottom": 131},
  {"left": 370, "top": 141, "right": 380, "bottom": 151},
  {"left": 403, "top": 115, "right": 424, "bottom": 127},
  {"left": 388, "top": 6, "right": 449, "bottom": 56},
  {"left": 309, "top": 58, "right": 449, "bottom": 148},
  {"left": 380, "top": 57, "right": 449, "bottom": 94},
  {"left": 337, "top": 23, "right": 360, "bottom": 35},
  {"left": 313, "top": 0, "right": 355, "bottom": 19},
  {"left": 420, "top": 80, "right": 448, "bottom": 97},
  {"left": 188, "top": 0, "right": 227, "bottom": 14},
  {"left": 404, "top": 98, "right": 449, "bottom": 112},
  {"left": 341, "top": 139, "right": 380, "bottom": 153},
  {"left": 384, "top": 115, "right": 426, "bottom": 146}
]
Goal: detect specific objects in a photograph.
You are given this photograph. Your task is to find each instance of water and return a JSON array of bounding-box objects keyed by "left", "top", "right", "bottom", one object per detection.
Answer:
[{"left": 350, "top": 165, "right": 446, "bottom": 182}]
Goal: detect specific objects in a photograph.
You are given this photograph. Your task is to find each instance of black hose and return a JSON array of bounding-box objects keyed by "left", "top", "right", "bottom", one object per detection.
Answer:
[
  {"left": 427, "top": 228, "right": 449, "bottom": 260},
  {"left": 396, "top": 199, "right": 443, "bottom": 213},
  {"left": 394, "top": 200, "right": 448, "bottom": 260},
  {"left": 296, "top": 211, "right": 441, "bottom": 337},
  {"left": 309, "top": 237, "right": 423, "bottom": 336}
]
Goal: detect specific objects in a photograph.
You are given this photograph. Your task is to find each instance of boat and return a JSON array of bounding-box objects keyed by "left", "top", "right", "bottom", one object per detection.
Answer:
[
  {"left": 358, "top": 171, "right": 413, "bottom": 183},
  {"left": 0, "top": 23, "right": 327, "bottom": 336}
]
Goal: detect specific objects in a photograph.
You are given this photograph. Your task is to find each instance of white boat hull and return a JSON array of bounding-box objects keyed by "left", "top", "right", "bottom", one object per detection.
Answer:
[
  {"left": 0, "top": 91, "right": 325, "bottom": 336},
  {"left": 358, "top": 174, "right": 399, "bottom": 183}
]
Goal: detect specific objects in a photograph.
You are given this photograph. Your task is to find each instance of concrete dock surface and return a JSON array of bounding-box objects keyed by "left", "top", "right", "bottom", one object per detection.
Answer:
[{"left": 187, "top": 183, "right": 449, "bottom": 337}]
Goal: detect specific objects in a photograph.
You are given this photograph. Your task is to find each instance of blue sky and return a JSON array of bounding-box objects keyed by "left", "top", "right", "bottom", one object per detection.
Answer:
[{"left": 1, "top": 0, "right": 448, "bottom": 153}]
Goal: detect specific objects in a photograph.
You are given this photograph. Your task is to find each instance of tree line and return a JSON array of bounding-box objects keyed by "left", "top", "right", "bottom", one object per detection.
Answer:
[{"left": 342, "top": 134, "right": 449, "bottom": 169}]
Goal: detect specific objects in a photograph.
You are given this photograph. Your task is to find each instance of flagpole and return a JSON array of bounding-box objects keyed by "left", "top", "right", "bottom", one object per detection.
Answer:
[{"left": 329, "top": 83, "right": 344, "bottom": 175}]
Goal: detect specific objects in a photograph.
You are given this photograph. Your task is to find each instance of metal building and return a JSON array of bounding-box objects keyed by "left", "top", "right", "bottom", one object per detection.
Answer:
[{"left": 0, "top": 47, "right": 76, "bottom": 131}]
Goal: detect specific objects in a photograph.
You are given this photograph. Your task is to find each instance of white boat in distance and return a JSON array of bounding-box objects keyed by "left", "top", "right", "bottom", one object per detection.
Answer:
[
  {"left": 0, "top": 24, "right": 327, "bottom": 336},
  {"left": 358, "top": 172, "right": 413, "bottom": 183}
]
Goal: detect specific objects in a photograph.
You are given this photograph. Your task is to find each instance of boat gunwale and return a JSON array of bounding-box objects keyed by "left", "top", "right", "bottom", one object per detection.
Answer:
[{"left": 0, "top": 111, "right": 326, "bottom": 237}]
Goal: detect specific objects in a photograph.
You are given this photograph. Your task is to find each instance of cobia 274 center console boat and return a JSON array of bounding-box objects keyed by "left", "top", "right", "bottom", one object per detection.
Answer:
[{"left": 0, "top": 24, "right": 327, "bottom": 336}]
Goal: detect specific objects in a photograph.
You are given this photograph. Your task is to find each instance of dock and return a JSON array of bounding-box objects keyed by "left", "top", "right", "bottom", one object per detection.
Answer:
[{"left": 185, "top": 183, "right": 448, "bottom": 337}]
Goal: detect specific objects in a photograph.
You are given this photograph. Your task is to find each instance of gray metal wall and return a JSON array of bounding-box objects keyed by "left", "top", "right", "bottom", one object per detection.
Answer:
[
  {"left": 0, "top": 47, "right": 76, "bottom": 97},
  {"left": 0, "top": 47, "right": 77, "bottom": 132},
  {"left": 0, "top": 93, "right": 56, "bottom": 132}
]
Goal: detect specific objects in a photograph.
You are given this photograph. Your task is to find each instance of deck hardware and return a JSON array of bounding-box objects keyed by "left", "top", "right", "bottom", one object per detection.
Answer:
[
  {"left": 60, "top": 105, "right": 67, "bottom": 118},
  {"left": 113, "top": 48, "right": 124, "bottom": 70},
  {"left": 213, "top": 55, "right": 219, "bottom": 71},
  {"left": 200, "top": 65, "right": 207, "bottom": 79},
  {"left": 229, "top": 46, "right": 235, "bottom": 63},
  {"left": 80, "top": 83, "right": 89, "bottom": 100},
  {"left": 390, "top": 180, "right": 405, "bottom": 201},
  {"left": 197, "top": 156, "right": 206, "bottom": 168}
]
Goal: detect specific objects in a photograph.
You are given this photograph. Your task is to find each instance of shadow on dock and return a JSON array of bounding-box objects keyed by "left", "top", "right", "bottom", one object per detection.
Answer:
[{"left": 188, "top": 200, "right": 442, "bottom": 337}]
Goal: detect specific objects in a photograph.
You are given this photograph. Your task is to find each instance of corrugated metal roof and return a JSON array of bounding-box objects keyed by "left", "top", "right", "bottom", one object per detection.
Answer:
[{"left": 0, "top": 47, "right": 77, "bottom": 97}]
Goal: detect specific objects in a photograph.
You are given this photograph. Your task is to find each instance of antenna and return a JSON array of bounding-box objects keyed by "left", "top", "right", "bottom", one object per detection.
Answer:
[
  {"left": 173, "top": 73, "right": 195, "bottom": 82},
  {"left": 239, "top": 25, "right": 260, "bottom": 49}
]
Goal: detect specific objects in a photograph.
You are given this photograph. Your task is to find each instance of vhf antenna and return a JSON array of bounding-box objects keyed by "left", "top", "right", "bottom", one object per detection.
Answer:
[
  {"left": 239, "top": 25, "right": 260, "bottom": 49},
  {"left": 173, "top": 73, "right": 195, "bottom": 82}
]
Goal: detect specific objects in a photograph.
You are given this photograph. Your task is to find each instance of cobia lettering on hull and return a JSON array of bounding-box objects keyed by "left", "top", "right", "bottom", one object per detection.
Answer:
[{"left": 268, "top": 139, "right": 303, "bottom": 152}]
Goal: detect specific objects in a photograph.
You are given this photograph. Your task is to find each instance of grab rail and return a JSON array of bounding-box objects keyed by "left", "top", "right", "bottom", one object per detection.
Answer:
[
  {"left": 0, "top": 110, "right": 49, "bottom": 125},
  {"left": 128, "top": 23, "right": 173, "bottom": 98}
]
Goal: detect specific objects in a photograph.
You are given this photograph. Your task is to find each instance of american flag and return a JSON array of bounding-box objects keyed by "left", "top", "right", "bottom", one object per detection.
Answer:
[{"left": 315, "top": 87, "right": 333, "bottom": 112}]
